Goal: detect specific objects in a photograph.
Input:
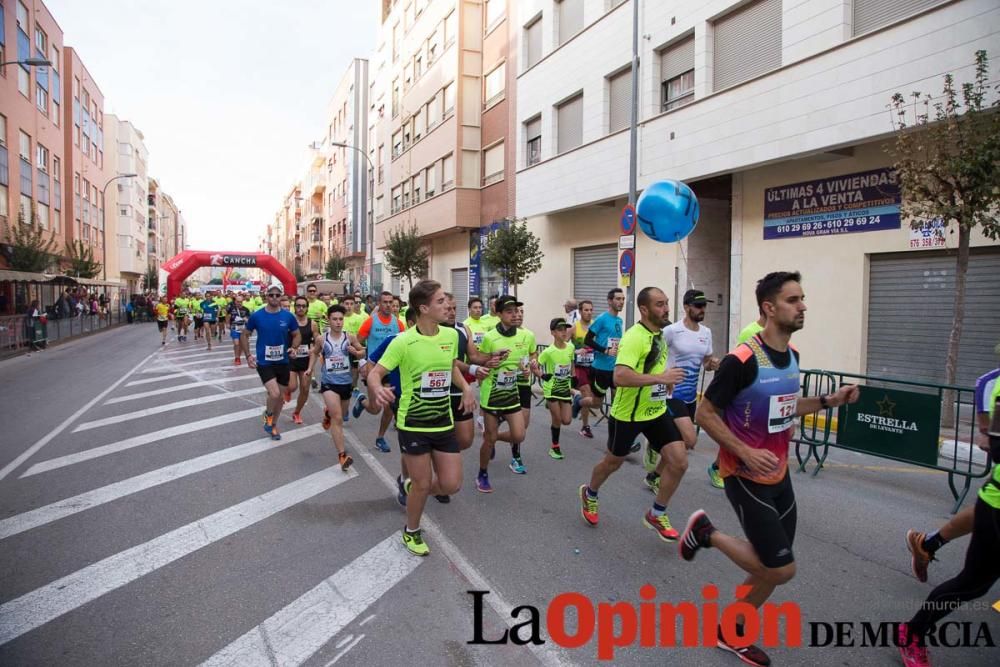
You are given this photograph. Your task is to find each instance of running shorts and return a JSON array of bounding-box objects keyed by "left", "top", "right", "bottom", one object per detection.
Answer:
[
  {"left": 398, "top": 428, "right": 460, "bottom": 455},
  {"left": 606, "top": 413, "right": 682, "bottom": 458},
  {"left": 157, "top": 320, "right": 168, "bottom": 331},
  {"left": 518, "top": 385, "right": 533, "bottom": 410},
  {"left": 450, "top": 393, "right": 474, "bottom": 422},
  {"left": 257, "top": 364, "right": 291, "bottom": 387},
  {"left": 724, "top": 471, "right": 797, "bottom": 569},
  {"left": 591, "top": 368, "right": 615, "bottom": 397},
  {"left": 320, "top": 383, "right": 353, "bottom": 401}
]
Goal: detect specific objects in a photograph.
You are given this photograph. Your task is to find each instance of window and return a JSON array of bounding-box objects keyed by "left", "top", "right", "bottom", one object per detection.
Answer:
[
  {"left": 392, "top": 130, "right": 402, "bottom": 158},
  {"left": 713, "top": 0, "right": 781, "bottom": 92},
  {"left": 34, "top": 26, "right": 46, "bottom": 52},
  {"left": 412, "top": 174, "right": 421, "bottom": 204},
  {"left": 524, "top": 17, "right": 542, "bottom": 69},
  {"left": 608, "top": 68, "right": 631, "bottom": 133},
  {"left": 392, "top": 79, "right": 400, "bottom": 117},
  {"left": 403, "top": 61, "right": 412, "bottom": 89},
  {"left": 853, "top": 0, "right": 946, "bottom": 36},
  {"left": 0, "top": 115, "right": 5, "bottom": 145},
  {"left": 36, "top": 84, "right": 47, "bottom": 113},
  {"left": 35, "top": 143, "right": 47, "bottom": 171},
  {"left": 414, "top": 105, "right": 426, "bottom": 139},
  {"left": 16, "top": 1, "right": 28, "bottom": 31},
  {"left": 414, "top": 54, "right": 422, "bottom": 79},
  {"left": 660, "top": 35, "right": 695, "bottom": 111},
  {"left": 20, "top": 194, "right": 31, "bottom": 221},
  {"left": 402, "top": 180, "right": 410, "bottom": 208},
  {"left": 425, "top": 164, "right": 436, "bottom": 197},
  {"left": 429, "top": 92, "right": 443, "bottom": 125},
  {"left": 444, "top": 11, "right": 457, "bottom": 46},
  {"left": 442, "top": 154, "right": 454, "bottom": 188},
  {"left": 18, "top": 130, "right": 30, "bottom": 161},
  {"left": 557, "top": 94, "right": 584, "bottom": 153},
  {"left": 391, "top": 186, "right": 401, "bottom": 213},
  {"left": 484, "top": 63, "right": 505, "bottom": 106},
  {"left": 443, "top": 81, "right": 456, "bottom": 115},
  {"left": 557, "top": 0, "right": 584, "bottom": 46},
  {"left": 525, "top": 116, "right": 542, "bottom": 166},
  {"left": 485, "top": 0, "right": 504, "bottom": 30},
  {"left": 18, "top": 67, "right": 29, "bottom": 97},
  {"left": 0, "top": 185, "right": 8, "bottom": 217},
  {"left": 37, "top": 202, "right": 48, "bottom": 228},
  {"left": 392, "top": 23, "right": 400, "bottom": 62},
  {"left": 483, "top": 141, "right": 504, "bottom": 185}
]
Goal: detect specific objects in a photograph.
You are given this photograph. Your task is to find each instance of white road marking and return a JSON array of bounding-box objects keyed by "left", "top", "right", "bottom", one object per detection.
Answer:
[
  {"left": 159, "top": 349, "right": 233, "bottom": 360},
  {"left": 140, "top": 357, "right": 235, "bottom": 372},
  {"left": 200, "top": 535, "right": 417, "bottom": 667},
  {"left": 0, "top": 425, "right": 324, "bottom": 540},
  {"left": 357, "top": 614, "right": 375, "bottom": 627},
  {"left": 326, "top": 635, "right": 365, "bottom": 665},
  {"left": 334, "top": 635, "right": 354, "bottom": 649},
  {"left": 73, "top": 388, "right": 262, "bottom": 432},
  {"left": 0, "top": 349, "right": 159, "bottom": 482},
  {"left": 20, "top": 408, "right": 262, "bottom": 478},
  {"left": 126, "top": 369, "right": 243, "bottom": 387},
  {"left": 106, "top": 375, "right": 259, "bottom": 404},
  {"left": 0, "top": 466, "right": 357, "bottom": 647}
]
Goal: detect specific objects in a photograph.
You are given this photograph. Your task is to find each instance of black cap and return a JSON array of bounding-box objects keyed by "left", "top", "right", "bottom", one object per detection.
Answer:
[
  {"left": 495, "top": 295, "right": 523, "bottom": 311},
  {"left": 683, "top": 289, "right": 711, "bottom": 305},
  {"left": 549, "top": 317, "right": 569, "bottom": 330}
]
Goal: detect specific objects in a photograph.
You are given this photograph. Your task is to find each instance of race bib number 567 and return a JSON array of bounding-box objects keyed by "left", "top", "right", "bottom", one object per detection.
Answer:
[{"left": 420, "top": 370, "right": 449, "bottom": 398}]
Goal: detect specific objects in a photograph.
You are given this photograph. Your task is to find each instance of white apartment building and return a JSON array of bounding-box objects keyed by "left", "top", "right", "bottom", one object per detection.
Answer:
[
  {"left": 515, "top": 0, "right": 1000, "bottom": 385},
  {"left": 104, "top": 115, "right": 149, "bottom": 294}
]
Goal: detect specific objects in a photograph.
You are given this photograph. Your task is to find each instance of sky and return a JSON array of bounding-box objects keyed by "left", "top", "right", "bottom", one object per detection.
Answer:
[{"left": 46, "top": 0, "right": 379, "bottom": 252}]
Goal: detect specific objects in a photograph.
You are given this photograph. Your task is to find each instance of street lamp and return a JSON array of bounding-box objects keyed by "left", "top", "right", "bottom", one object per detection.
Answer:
[
  {"left": 0, "top": 57, "right": 51, "bottom": 67},
  {"left": 101, "top": 173, "right": 139, "bottom": 281},
  {"left": 330, "top": 141, "right": 375, "bottom": 294}
]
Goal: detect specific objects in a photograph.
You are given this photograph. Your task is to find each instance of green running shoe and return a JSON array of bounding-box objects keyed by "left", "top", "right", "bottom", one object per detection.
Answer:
[
  {"left": 707, "top": 464, "right": 724, "bottom": 489},
  {"left": 402, "top": 528, "right": 430, "bottom": 557}
]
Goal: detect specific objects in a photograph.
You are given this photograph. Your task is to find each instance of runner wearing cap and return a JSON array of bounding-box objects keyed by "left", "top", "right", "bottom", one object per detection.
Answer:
[
  {"left": 495, "top": 304, "right": 538, "bottom": 474},
  {"left": 226, "top": 295, "right": 251, "bottom": 365},
  {"left": 539, "top": 318, "right": 575, "bottom": 459},
  {"left": 570, "top": 300, "right": 599, "bottom": 438}
]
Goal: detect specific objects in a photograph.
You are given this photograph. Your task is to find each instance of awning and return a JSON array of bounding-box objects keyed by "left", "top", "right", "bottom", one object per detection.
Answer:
[
  {"left": 0, "top": 269, "right": 56, "bottom": 283},
  {"left": 73, "top": 277, "right": 125, "bottom": 287}
]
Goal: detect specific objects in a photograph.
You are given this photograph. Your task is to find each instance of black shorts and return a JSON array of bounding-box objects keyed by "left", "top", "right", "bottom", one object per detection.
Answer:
[
  {"left": 321, "top": 383, "right": 353, "bottom": 401},
  {"left": 398, "top": 429, "right": 460, "bottom": 455},
  {"left": 157, "top": 320, "right": 168, "bottom": 331},
  {"left": 450, "top": 394, "right": 474, "bottom": 422},
  {"left": 591, "top": 368, "right": 615, "bottom": 397},
  {"left": 724, "top": 472, "right": 797, "bottom": 569},
  {"left": 483, "top": 405, "right": 521, "bottom": 418},
  {"left": 193, "top": 316, "right": 204, "bottom": 328},
  {"left": 518, "top": 385, "right": 533, "bottom": 410},
  {"left": 290, "top": 357, "right": 310, "bottom": 373},
  {"left": 667, "top": 398, "right": 692, "bottom": 420},
  {"left": 257, "top": 364, "right": 291, "bottom": 387},
  {"left": 547, "top": 397, "right": 572, "bottom": 406},
  {"left": 350, "top": 357, "right": 359, "bottom": 368},
  {"left": 606, "top": 413, "right": 683, "bottom": 457}
]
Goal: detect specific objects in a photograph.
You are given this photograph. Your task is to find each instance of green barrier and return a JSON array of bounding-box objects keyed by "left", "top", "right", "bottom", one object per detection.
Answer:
[{"left": 793, "top": 369, "right": 990, "bottom": 513}]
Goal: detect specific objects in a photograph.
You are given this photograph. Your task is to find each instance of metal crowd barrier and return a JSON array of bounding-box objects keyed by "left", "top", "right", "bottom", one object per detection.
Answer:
[{"left": 0, "top": 307, "right": 127, "bottom": 359}]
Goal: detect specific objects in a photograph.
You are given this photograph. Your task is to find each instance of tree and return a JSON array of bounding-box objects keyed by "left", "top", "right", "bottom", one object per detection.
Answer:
[
  {"left": 208, "top": 277, "right": 224, "bottom": 285},
  {"left": 143, "top": 266, "right": 159, "bottom": 291},
  {"left": 66, "top": 239, "right": 102, "bottom": 278},
  {"left": 480, "top": 217, "right": 544, "bottom": 296},
  {"left": 887, "top": 50, "right": 1000, "bottom": 424},
  {"left": 324, "top": 250, "right": 347, "bottom": 280},
  {"left": 384, "top": 223, "right": 429, "bottom": 293},
  {"left": 4, "top": 205, "right": 58, "bottom": 272}
]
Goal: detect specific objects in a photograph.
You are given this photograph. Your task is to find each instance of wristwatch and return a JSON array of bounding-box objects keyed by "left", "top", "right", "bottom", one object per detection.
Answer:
[{"left": 819, "top": 394, "right": 830, "bottom": 409}]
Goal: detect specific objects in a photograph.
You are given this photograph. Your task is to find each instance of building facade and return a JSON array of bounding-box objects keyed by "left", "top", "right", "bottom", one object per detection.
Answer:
[
  {"left": 104, "top": 114, "right": 149, "bottom": 294},
  {"left": 513, "top": 0, "right": 1000, "bottom": 385}
]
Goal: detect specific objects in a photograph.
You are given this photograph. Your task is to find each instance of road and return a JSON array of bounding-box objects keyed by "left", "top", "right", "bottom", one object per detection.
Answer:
[{"left": 0, "top": 323, "right": 996, "bottom": 666}]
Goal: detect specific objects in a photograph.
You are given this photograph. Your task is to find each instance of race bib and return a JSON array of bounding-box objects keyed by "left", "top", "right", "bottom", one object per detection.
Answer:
[
  {"left": 607, "top": 337, "right": 620, "bottom": 354},
  {"left": 472, "top": 331, "right": 485, "bottom": 346},
  {"left": 518, "top": 356, "right": 531, "bottom": 378},
  {"left": 554, "top": 364, "right": 571, "bottom": 379},
  {"left": 176, "top": 309, "right": 188, "bottom": 316},
  {"left": 297, "top": 344, "right": 310, "bottom": 357},
  {"left": 264, "top": 345, "right": 284, "bottom": 362},
  {"left": 420, "top": 370, "right": 450, "bottom": 398},
  {"left": 496, "top": 370, "right": 517, "bottom": 389},
  {"left": 650, "top": 383, "right": 668, "bottom": 402},
  {"left": 575, "top": 349, "right": 594, "bottom": 366},
  {"left": 325, "top": 355, "right": 349, "bottom": 372},
  {"left": 768, "top": 393, "right": 798, "bottom": 433}
]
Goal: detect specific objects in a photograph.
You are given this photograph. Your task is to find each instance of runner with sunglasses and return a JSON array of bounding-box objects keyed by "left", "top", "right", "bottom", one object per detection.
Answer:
[{"left": 286, "top": 296, "right": 318, "bottom": 424}]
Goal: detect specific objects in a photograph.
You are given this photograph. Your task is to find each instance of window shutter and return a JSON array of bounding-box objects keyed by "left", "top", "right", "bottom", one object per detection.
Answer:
[
  {"left": 558, "top": 0, "right": 584, "bottom": 45},
  {"left": 660, "top": 35, "right": 694, "bottom": 83},
  {"left": 526, "top": 19, "right": 542, "bottom": 68},
  {"left": 713, "top": 0, "right": 781, "bottom": 92},
  {"left": 853, "top": 0, "right": 945, "bottom": 36},
  {"left": 608, "top": 69, "right": 631, "bottom": 133},
  {"left": 526, "top": 117, "right": 541, "bottom": 141},
  {"left": 557, "top": 94, "right": 583, "bottom": 153},
  {"left": 484, "top": 142, "right": 504, "bottom": 180}
]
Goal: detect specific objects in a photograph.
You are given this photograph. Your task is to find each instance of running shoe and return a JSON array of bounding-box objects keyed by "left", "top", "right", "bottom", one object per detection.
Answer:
[
  {"left": 579, "top": 425, "right": 593, "bottom": 439},
  {"left": 403, "top": 478, "right": 412, "bottom": 495},
  {"left": 402, "top": 528, "right": 430, "bottom": 557},
  {"left": 509, "top": 457, "right": 526, "bottom": 474},
  {"left": 352, "top": 395, "right": 367, "bottom": 419},
  {"left": 292, "top": 412, "right": 303, "bottom": 425},
  {"left": 548, "top": 447, "right": 564, "bottom": 460},
  {"left": 629, "top": 440, "right": 642, "bottom": 454},
  {"left": 571, "top": 394, "right": 582, "bottom": 419},
  {"left": 161, "top": 341, "right": 165, "bottom": 346},
  {"left": 644, "top": 442, "right": 658, "bottom": 472},
  {"left": 396, "top": 475, "right": 407, "bottom": 507},
  {"left": 644, "top": 473, "right": 660, "bottom": 494},
  {"left": 708, "top": 464, "right": 725, "bottom": 489},
  {"left": 375, "top": 437, "right": 390, "bottom": 453},
  {"left": 434, "top": 495, "right": 451, "bottom": 503},
  {"left": 262, "top": 409, "right": 271, "bottom": 424},
  {"left": 342, "top": 412, "right": 349, "bottom": 424},
  {"left": 234, "top": 358, "right": 241, "bottom": 366},
  {"left": 283, "top": 390, "right": 292, "bottom": 403},
  {"left": 679, "top": 509, "right": 715, "bottom": 561},
  {"left": 269, "top": 426, "right": 281, "bottom": 441},
  {"left": 643, "top": 510, "right": 679, "bottom": 542},
  {"left": 906, "top": 530, "right": 933, "bottom": 583},
  {"left": 352, "top": 387, "right": 360, "bottom": 398},
  {"left": 476, "top": 471, "right": 493, "bottom": 493},
  {"left": 717, "top": 630, "right": 772, "bottom": 667},
  {"left": 476, "top": 415, "right": 485, "bottom": 433},
  {"left": 579, "top": 485, "right": 598, "bottom": 526},
  {"left": 338, "top": 451, "right": 353, "bottom": 471},
  {"left": 897, "top": 623, "right": 930, "bottom": 667},
  {"left": 322, "top": 410, "right": 331, "bottom": 430}
]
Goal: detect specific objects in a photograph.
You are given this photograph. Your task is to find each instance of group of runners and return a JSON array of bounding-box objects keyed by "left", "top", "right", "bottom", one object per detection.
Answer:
[{"left": 153, "top": 273, "right": 999, "bottom": 667}]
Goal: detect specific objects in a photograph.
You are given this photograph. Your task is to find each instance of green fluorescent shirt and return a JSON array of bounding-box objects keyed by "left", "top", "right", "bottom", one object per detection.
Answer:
[
  {"left": 478, "top": 328, "right": 533, "bottom": 410},
  {"left": 517, "top": 328, "right": 537, "bottom": 387},
  {"left": 307, "top": 299, "right": 329, "bottom": 332},
  {"left": 979, "top": 379, "right": 1000, "bottom": 509},
  {"left": 610, "top": 323, "right": 668, "bottom": 422},
  {"left": 539, "top": 343, "right": 574, "bottom": 400},
  {"left": 377, "top": 326, "right": 458, "bottom": 432},
  {"left": 737, "top": 321, "right": 764, "bottom": 345},
  {"left": 344, "top": 312, "right": 366, "bottom": 336},
  {"left": 463, "top": 316, "right": 493, "bottom": 347}
]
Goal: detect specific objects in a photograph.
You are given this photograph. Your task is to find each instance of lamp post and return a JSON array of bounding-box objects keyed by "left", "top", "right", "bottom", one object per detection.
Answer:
[
  {"left": 330, "top": 141, "right": 374, "bottom": 295},
  {"left": 625, "top": 0, "right": 639, "bottom": 327},
  {"left": 101, "top": 173, "right": 138, "bottom": 281},
  {"left": 0, "top": 57, "right": 51, "bottom": 67}
]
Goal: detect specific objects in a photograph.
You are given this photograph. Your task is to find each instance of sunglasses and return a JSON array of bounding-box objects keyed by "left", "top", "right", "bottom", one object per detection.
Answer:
[
  {"left": 307, "top": 289, "right": 317, "bottom": 293},
  {"left": 295, "top": 303, "right": 308, "bottom": 308},
  {"left": 266, "top": 293, "right": 281, "bottom": 298}
]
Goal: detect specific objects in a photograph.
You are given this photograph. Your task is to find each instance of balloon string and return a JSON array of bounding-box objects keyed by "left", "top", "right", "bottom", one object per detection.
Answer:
[{"left": 677, "top": 236, "right": 695, "bottom": 290}]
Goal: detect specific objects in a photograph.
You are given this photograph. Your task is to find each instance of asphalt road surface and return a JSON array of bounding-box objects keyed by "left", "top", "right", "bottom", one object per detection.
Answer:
[{"left": 0, "top": 323, "right": 997, "bottom": 666}]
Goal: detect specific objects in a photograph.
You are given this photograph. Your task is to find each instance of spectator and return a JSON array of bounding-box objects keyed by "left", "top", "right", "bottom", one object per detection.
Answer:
[{"left": 564, "top": 298, "right": 580, "bottom": 326}]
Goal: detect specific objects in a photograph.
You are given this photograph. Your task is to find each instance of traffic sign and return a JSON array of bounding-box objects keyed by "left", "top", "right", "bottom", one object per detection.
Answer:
[
  {"left": 619, "top": 249, "right": 635, "bottom": 276},
  {"left": 618, "top": 235, "right": 635, "bottom": 249},
  {"left": 620, "top": 205, "right": 636, "bottom": 235}
]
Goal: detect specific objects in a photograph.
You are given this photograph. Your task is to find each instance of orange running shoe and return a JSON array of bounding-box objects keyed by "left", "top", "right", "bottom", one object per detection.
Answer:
[
  {"left": 322, "top": 410, "right": 331, "bottom": 430},
  {"left": 292, "top": 412, "right": 303, "bottom": 425}
]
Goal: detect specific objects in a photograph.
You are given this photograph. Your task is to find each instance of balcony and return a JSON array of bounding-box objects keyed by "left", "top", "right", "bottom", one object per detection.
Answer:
[{"left": 310, "top": 232, "right": 322, "bottom": 247}]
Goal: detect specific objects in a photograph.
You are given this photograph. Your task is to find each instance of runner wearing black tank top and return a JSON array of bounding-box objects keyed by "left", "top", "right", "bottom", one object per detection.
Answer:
[{"left": 287, "top": 296, "right": 319, "bottom": 424}]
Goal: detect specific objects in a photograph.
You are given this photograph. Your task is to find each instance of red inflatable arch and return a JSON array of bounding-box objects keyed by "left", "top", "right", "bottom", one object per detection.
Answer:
[{"left": 160, "top": 251, "right": 297, "bottom": 301}]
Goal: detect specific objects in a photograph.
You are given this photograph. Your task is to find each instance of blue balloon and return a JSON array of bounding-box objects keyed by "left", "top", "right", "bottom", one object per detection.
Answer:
[{"left": 636, "top": 180, "right": 699, "bottom": 243}]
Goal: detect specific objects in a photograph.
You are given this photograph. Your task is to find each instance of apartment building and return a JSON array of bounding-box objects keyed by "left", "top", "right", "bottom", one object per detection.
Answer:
[
  {"left": 514, "top": 0, "right": 1000, "bottom": 385},
  {"left": 104, "top": 114, "right": 148, "bottom": 294},
  {"left": 0, "top": 0, "right": 66, "bottom": 268},
  {"left": 146, "top": 177, "right": 182, "bottom": 275}
]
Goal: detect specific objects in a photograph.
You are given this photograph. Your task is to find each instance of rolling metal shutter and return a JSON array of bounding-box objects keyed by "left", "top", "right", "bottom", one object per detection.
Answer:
[
  {"left": 451, "top": 268, "right": 469, "bottom": 322},
  {"left": 608, "top": 68, "right": 632, "bottom": 133},
  {"left": 866, "top": 249, "right": 1000, "bottom": 389},
  {"left": 573, "top": 244, "right": 618, "bottom": 316},
  {"left": 660, "top": 34, "right": 695, "bottom": 83},
  {"left": 853, "top": 0, "right": 946, "bottom": 36},
  {"left": 713, "top": 0, "right": 782, "bottom": 92},
  {"left": 557, "top": 94, "right": 583, "bottom": 154}
]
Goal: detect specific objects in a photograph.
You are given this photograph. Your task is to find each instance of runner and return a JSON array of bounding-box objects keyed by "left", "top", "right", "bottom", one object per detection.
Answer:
[
  {"left": 737, "top": 312, "right": 766, "bottom": 345},
  {"left": 227, "top": 295, "right": 251, "bottom": 365},
  {"left": 200, "top": 291, "right": 220, "bottom": 351},
  {"left": 278, "top": 295, "right": 291, "bottom": 312},
  {"left": 578, "top": 287, "right": 687, "bottom": 542},
  {"left": 585, "top": 288, "right": 626, "bottom": 416},
  {"left": 367, "top": 280, "right": 476, "bottom": 557},
  {"left": 356, "top": 291, "right": 406, "bottom": 452},
  {"left": 446, "top": 293, "right": 483, "bottom": 454},
  {"left": 463, "top": 297, "right": 492, "bottom": 347},
  {"left": 679, "top": 271, "right": 859, "bottom": 667},
  {"left": 570, "top": 300, "right": 599, "bottom": 438},
  {"left": 191, "top": 295, "right": 204, "bottom": 340},
  {"left": 539, "top": 318, "right": 575, "bottom": 460},
  {"left": 213, "top": 291, "right": 229, "bottom": 341},
  {"left": 306, "top": 284, "right": 329, "bottom": 334},
  {"left": 646, "top": 289, "right": 719, "bottom": 490},
  {"left": 473, "top": 295, "right": 534, "bottom": 492},
  {"left": 241, "top": 286, "right": 301, "bottom": 441},
  {"left": 173, "top": 292, "right": 191, "bottom": 342},
  {"left": 341, "top": 295, "right": 367, "bottom": 399},
  {"left": 286, "top": 295, "right": 318, "bottom": 424},
  {"left": 494, "top": 304, "right": 537, "bottom": 474},
  {"left": 309, "top": 304, "right": 363, "bottom": 471},
  {"left": 154, "top": 296, "right": 170, "bottom": 345}
]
